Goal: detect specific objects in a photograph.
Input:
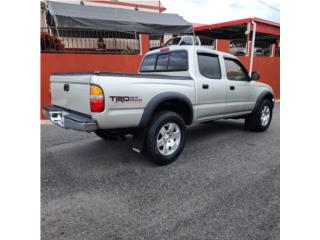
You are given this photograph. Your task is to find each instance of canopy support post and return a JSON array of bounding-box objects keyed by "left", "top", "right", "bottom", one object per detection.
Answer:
[
  {"left": 51, "top": 10, "right": 60, "bottom": 39},
  {"left": 55, "top": 26, "right": 60, "bottom": 39},
  {"left": 249, "top": 20, "right": 256, "bottom": 77}
]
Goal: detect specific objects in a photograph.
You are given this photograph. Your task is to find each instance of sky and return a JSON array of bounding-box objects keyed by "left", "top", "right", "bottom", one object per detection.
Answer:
[{"left": 161, "top": 0, "right": 280, "bottom": 24}]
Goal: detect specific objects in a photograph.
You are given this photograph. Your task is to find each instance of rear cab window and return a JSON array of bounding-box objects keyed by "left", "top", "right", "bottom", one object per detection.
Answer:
[
  {"left": 156, "top": 54, "right": 169, "bottom": 71},
  {"left": 140, "top": 54, "right": 157, "bottom": 72},
  {"left": 140, "top": 50, "right": 188, "bottom": 72}
]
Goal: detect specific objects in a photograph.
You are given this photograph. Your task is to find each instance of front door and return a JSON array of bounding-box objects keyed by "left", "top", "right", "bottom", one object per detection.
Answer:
[
  {"left": 196, "top": 52, "right": 228, "bottom": 120},
  {"left": 223, "top": 57, "right": 255, "bottom": 114}
]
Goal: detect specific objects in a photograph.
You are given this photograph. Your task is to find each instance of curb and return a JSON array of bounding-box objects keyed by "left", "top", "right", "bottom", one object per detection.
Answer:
[{"left": 41, "top": 120, "right": 52, "bottom": 125}]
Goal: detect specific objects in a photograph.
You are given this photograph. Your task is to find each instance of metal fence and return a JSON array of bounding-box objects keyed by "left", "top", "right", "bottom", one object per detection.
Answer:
[
  {"left": 149, "top": 34, "right": 173, "bottom": 49},
  {"left": 41, "top": 28, "right": 140, "bottom": 54},
  {"left": 40, "top": 28, "right": 221, "bottom": 54},
  {"left": 148, "top": 34, "right": 216, "bottom": 50}
]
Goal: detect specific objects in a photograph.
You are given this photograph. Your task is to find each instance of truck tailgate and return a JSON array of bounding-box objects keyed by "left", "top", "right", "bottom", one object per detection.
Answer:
[{"left": 50, "top": 74, "right": 91, "bottom": 115}]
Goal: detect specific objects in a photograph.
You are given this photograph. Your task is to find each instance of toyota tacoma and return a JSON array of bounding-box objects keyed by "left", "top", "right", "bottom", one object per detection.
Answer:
[{"left": 43, "top": 46, "right": 274, "bottom": 165}]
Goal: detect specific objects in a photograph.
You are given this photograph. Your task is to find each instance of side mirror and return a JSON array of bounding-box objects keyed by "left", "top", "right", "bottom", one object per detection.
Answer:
[{"left": 251, "top": 71, "right": 260, "bottom": 81}]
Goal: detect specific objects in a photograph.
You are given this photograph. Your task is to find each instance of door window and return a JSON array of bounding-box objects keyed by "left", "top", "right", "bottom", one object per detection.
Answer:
[
  {"left": 168, "top": 51, "right": 188, "bottom": 71},
  {"left": 224, "top": 58, "right": 249, "bottom": 81},
  {"left": 197, "top": 53, "right": 221, "bottom": 79}
]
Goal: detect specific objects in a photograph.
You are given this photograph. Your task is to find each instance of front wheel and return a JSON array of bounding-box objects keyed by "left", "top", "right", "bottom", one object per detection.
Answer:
[
  {"left": 245, "top": 99, "right": 273, "bottom": 131},
  {"left": 145, "top": 111, "right": 186, "bottom": 165}
]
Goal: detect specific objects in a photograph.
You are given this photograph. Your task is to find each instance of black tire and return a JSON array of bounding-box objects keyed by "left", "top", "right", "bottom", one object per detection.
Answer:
[
  {"left": 244, "top": 99, "right": 273, "bottom": 132},
  {"left": 145, "top": 111, "right": 186, "bottom": 165}
]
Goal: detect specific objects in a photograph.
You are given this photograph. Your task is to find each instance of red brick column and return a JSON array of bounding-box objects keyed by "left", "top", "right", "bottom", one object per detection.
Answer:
[{"left": 140, "top": 34, "right": 150, "bottom": 55}]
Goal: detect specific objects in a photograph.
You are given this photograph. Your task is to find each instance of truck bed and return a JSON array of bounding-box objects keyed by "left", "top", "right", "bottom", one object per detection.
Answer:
[{"left": 50, "top": 71, "right": 195, "bottom": 128}]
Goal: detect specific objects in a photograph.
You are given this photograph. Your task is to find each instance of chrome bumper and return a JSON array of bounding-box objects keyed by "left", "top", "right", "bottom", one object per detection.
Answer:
[{"left": 42, "top": 105, "right": 97, "bottom": 132}]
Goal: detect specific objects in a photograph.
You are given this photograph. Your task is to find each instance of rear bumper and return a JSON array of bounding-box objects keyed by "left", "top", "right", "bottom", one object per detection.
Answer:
[{"left": 42, "top": 105, "right": 97, "bottom": 132}]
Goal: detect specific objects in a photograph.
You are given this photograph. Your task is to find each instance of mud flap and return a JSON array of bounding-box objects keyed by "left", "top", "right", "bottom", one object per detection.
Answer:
[{"left": 131, "top": 128, "right": 147, "bottom": 153}]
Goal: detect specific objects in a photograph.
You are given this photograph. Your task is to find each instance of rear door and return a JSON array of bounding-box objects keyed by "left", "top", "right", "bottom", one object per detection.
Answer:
[
  {"left": 50, "top": 74, "right": 92, "bottom": 115},
  {"left": 223, "top": 57, "right": 255, "bottom": 113},
  {"left": 196, "top": 52, "right": 227, "bottom": 120}
]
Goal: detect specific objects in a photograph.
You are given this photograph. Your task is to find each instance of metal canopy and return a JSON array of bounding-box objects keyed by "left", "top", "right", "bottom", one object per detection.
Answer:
[
  {"left": 47, "top": 1, "right": 193, "bottom": 34},
  {"left": 195, "top": 24, "right": 278, "bottom": 43},
  {"left": 194, "top": 18, "right": 280, "bottom": 43}
]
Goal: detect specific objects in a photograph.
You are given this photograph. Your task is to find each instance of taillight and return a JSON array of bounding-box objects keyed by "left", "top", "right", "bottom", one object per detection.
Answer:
[{"left": 90, "top": 85, "right": 104, "bottom": 112}]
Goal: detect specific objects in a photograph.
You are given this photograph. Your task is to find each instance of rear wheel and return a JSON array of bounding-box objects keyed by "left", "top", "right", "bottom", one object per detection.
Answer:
[
  {"left": 245, "top": 99, "right": 273, "bottom": 131},
  {"left": 145, "top": 111, "right": 186, "bottom": 165}
]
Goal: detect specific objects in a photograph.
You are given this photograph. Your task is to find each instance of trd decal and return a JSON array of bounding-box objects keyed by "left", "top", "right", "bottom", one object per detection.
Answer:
[{"left": 109, "top": 96, "right": 142, "bottom": 103}]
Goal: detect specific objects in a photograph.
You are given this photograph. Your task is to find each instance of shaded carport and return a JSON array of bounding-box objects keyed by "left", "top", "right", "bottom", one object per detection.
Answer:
[
  {"left": 195, "top": 18, "right": 279, "bottom": 41},
  {"left": 195, "top": 18, "right": 280, "bottom": 76},
  {"left": 46, "top": 1, "right": 193, "bottom": 35},
  {"left": 43, "top": 1, "right": 194, "bottom": 54},
  {"left": 195, "top": 18, "right": 280, "bottom": 99}
]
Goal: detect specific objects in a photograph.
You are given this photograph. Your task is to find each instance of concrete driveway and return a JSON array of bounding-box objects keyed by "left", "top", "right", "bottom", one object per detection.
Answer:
[{"left": 41, "top": 104, "right": 280, "bottom": 240}]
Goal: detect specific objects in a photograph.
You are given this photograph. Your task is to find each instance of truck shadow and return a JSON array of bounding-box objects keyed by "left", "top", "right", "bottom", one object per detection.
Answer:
[
  {"left": 95, "top": 119, "right": 246, "bottom": 163},
  {"left": 45, "top": 119, "right": 247, "bottom": 168},
  {"left": 186, "top": 119, "right": 245, "bottom": 141}
]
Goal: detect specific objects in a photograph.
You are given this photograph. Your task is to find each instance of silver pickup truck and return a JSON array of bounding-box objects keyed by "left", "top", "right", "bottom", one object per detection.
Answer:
[{"left": 43, "top": 46, "right": 274, "bottom": 165}]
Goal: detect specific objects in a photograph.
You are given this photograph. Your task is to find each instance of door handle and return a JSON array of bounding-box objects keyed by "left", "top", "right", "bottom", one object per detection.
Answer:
[
  {"left": 202, "top": 84, "right": 209, "bottom": 89},
  {"left": 230, "top": 85, "right": 235, "bottom": 90},
  {"left": 64, "top": 84, "right": 69, "bottom": 92}
]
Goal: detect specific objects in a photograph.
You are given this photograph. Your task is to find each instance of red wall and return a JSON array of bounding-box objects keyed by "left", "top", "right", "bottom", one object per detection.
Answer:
[
  {"left": 41, "top": 42, "right": 279, "bottom": 119},
  {"left": 238, "top": 56, "right": 280, "bottom": 99},
  {"left": 215, "top": 39, "right": 280, "bottom": 99},
  {"left": 41, "top": 53, "right": 143, "bottom": 119}
]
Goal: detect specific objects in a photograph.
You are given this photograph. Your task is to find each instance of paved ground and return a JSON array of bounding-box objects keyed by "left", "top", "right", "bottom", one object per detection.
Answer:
[{"left": 41, "top": 104, "right": 280, "bottom": 240}]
